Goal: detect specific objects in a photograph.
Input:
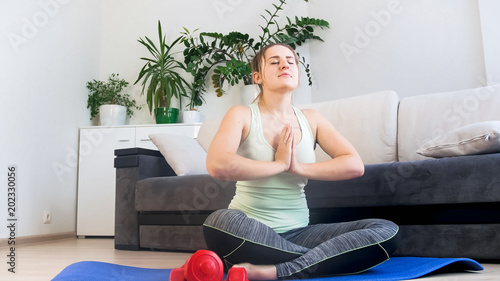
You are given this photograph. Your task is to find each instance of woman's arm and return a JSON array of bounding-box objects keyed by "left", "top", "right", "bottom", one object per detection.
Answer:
[
  {"left": 206, "top": 106, "right": 292, "bottom": 181},
  {"left": 289, "top": 109, "right": 365, "bottom": 181}
]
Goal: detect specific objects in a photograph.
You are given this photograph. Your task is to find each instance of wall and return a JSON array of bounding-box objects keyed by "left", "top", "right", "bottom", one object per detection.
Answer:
[
  {"left": 97, "top": 0, "right": 313, "bottom": 124},
  {"left": 0, "top": 0, "right": 102, "bottom": 239},
  {"left": 0, "top": 0, "right": 496, "bottom": 239},
  {"left": 0, "top": 0, "right": 314, "bottom": 240},
  {"left": 478, "top": 0, "right": 500, "bottom": 85},
  {"left": 104, "top": 0, "right": 491, "bottom": 119},
  {"left": 308, "top": 0, "right": 487, "bottom": 101}
]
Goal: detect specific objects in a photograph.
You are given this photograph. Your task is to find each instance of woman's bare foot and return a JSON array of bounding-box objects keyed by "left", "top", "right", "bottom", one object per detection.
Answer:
[{"left": 233, "top": 263, "right": 277, "bottom": 280}]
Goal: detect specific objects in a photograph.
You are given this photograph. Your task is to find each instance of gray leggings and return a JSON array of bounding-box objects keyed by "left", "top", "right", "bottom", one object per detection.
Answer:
[{"left": 203, "top": 209, "right": 400, "bottom": 279}]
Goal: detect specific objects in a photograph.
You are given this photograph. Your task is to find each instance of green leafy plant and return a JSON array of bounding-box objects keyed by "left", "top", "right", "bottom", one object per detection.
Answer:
[
  {"left": 180, "top": 0, "right": 329, "bottom": 98},
  {"left": 184, "top": 68, "right": 205, "bottom": 110},
  {"left": 86, "top": 73, "right": 140, "bottom": 119},
  {"left": 135, "top": 20, "right": 190, "bottom": 114}
]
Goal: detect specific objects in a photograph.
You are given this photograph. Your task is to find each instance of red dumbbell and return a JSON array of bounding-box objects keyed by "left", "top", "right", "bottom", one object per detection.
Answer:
[
  {"left": 225, "top": 267, "right": 248, "bottom": 281},
  {"left": 170, "top": 250, "right": 248, "bottom": 281}
]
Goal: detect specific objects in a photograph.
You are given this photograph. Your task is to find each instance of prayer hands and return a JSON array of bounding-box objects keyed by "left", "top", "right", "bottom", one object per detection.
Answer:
[{"left": 274, "top": 124, "right": 302, "bottom": 174}]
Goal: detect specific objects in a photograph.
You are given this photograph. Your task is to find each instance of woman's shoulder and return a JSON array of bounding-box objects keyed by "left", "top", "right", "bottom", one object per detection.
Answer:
[
  {"left": 221, "top": 105, "right": 252, "bottom": 125},
  {"left": 297, "top": 108, "right": 323, "bottom": 122},
  {"left": 296, "top": 108, "right": 334, "bottom": 135},
  {"left": 226, "top": 105, "right": 252, "bottom": 117}
]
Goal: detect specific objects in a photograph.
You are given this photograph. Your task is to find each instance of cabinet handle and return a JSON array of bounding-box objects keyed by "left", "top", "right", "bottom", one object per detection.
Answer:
[
  {"left": 140, "top": 138, "right": 151, "bottom": 141},
  {"left": 118, "top": 139, "right": 130, "bottom": 142}
]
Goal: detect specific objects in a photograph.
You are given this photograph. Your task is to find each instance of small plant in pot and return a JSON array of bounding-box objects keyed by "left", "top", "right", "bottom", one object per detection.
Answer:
[
  {"left": 182, "top": 80, "right": 205, "bottom": 123},
  {"left": 86, "top": 73, "right": 141, "bottom": 126},
  {"left": 135, "top": 20, "right": 190, "bottom": 124}
]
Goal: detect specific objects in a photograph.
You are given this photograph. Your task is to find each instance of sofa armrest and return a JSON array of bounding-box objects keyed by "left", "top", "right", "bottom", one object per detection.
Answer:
[
  {"left": 114, "top": 147, "right": 176, "bottom": 250},
  {"left": 114, "top": 148, "right": 176, "bottom": 177}
]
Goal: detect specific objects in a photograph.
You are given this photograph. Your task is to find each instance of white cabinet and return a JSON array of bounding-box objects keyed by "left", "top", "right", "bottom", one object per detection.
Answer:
[
  {"left": 76, "top": 124, "right": 201, "bottom": 237},
  {"left": 76, "top": 127, "right": 134, "bottom": 237}
]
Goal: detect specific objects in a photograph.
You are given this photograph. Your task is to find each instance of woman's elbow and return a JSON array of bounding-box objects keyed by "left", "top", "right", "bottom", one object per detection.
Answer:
[
  {"left": 352, "top": 163, "right": 365, "bottom": 178},
  {"left": 207, "top": 166, "right": 226, "bottom": 180},
  {"left": 206, "top": 159, "right": 236, "bottom": 181},
  {"left": 206, "top": 160, "right": 224, "bottom": 180},
  {"left": 346, "top": 157, "right": 365, "bottom": 179}
]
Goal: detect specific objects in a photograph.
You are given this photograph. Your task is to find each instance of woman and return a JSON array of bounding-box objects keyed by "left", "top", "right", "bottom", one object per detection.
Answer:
[{"left": 204, "top": 43, "right": 399, "bottom": 280}]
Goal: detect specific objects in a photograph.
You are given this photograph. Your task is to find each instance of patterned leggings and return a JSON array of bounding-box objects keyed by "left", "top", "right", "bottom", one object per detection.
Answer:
[{"left": 203, "top": 209, "right": 400, "bottom": 279}]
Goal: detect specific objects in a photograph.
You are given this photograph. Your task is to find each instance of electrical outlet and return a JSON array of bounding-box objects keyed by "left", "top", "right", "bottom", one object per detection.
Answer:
[{"left": 43, "top": 211, "right": 52, "bottom": 224}]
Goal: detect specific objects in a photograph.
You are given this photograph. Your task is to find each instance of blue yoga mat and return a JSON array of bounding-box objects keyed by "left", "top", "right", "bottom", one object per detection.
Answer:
[{"left": 52, "top": 257, "right": 483, "bottom": 281}]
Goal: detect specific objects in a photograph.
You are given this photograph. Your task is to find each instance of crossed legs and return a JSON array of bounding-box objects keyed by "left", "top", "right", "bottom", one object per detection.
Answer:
[{"left": 203, "top": 209, "right": 400, "bottom": 280}]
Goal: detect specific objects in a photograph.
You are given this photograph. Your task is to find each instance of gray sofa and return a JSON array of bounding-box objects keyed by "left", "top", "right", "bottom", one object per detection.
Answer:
[{"left": 114, "top": 86, "right": 500, "bottom": 261}]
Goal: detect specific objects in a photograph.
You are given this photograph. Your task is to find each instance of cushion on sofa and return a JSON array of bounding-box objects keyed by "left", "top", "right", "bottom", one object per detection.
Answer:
[
  {"left": 135, "top": 175, "right": 236, "bottom": 212},
  {"left": 398, "top": 84, "right": 500, "bottom": 162},
  {"left": 149, "top": 133, "right": 208, "bottom": 176},
  {"left": 196, "top": 118, "right": 222, "bottom": 152},
  {"left": 306, "top": 153, "right": 500, "bottom": 209},
  {"left": 297, "top": 91, "right": 399, "bottom": 164},
  {"left": 417, "top": 121, "right": 500, "bottom": 157}
]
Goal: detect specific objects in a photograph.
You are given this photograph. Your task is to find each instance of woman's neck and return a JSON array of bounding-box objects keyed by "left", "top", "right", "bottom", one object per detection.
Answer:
[{"left": 258, "top": 90, "right": 293, "bottom": 115}]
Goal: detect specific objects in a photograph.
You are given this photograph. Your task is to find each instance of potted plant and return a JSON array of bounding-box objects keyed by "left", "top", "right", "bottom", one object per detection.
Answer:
[
  {"left": 182, "top": 80, "right": 205, "bottom": 123},
  {"left": 135, "top": 20, "right": 190, "bottom": 124},
  {"left": 180, "top": 0, "right": 329, "bottom": 103},
  {"left": 86, "top": 73, "right": 141, "bottom": 126}
]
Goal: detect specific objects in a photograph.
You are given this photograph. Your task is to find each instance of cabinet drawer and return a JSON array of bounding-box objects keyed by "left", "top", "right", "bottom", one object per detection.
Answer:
[{"left": 79, "top": 127, "right": 135, "bottom": 159}]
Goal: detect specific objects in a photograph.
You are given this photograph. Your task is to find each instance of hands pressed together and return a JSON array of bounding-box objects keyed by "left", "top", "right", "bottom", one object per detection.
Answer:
[{"left": 274, "top": 123, "right": 303, "bottom": 175}]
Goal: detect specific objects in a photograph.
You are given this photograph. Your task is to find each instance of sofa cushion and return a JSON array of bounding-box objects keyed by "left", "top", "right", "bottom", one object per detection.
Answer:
[
  {"left": 417, "top": 121, "right": 500, "bottom": 157},
  {"left": 305, "top": 153, "right": 500, "bottom": 209},
  {"left": 398, "top": 84, "right": 500, "bottom": 162},
  {"left": 135, "top": 174, "right": 236, "bottom": 212},
  {"left": 196, "top": 118, "right": 223, "bottom": 152},
  {"left": 149, "top": 134, "right": 208, "bottom": 176},
  {"left": 297, "top": 91, "right": 399, "bottom": 164}
]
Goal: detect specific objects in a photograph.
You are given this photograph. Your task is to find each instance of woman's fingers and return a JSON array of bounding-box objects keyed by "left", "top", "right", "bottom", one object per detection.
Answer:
[
  {"left": 281, "top": 123, "right": 293, "bottom": 146},
  {"left": 275, "top": 124, "right": 294, "bottom": 171}
]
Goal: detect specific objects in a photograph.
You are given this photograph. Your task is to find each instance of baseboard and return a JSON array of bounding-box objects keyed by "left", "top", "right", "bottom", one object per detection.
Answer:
[{"left": 0, "top": 231, "right": 76, "bottom": 248}]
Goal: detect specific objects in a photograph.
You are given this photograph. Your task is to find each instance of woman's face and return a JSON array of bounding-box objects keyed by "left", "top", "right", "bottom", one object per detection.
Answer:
[{"left": 254, "top": 45, "right": 299, "bottom": 93}]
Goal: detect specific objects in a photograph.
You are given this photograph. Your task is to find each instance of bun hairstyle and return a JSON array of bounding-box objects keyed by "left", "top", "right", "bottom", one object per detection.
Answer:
[{"left": 250, "top": 43, "right": 300, "bottom": 103}]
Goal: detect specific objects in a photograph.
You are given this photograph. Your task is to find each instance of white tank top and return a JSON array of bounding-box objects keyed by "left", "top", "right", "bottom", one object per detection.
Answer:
[{"left": 228, "top": 103, "right": 316, "bottom": 233}]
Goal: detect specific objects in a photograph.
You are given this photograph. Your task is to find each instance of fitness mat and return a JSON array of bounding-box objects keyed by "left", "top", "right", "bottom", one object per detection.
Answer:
[{"left": 52, "top": 257, "right": 483, "bottom": 281}]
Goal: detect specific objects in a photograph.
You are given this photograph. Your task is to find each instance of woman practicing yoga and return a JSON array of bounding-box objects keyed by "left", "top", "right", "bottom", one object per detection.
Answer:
[{"left": 203, "top": 43, "right": 400, "bottom": 280}]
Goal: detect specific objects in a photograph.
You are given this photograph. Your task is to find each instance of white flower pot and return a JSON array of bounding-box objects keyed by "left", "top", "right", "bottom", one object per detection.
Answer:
[
  {"left": 240, "top": 84, "right": 260, "bottom": 105},
  {"left": 183, "top": 110, "right": 202, "bottom": 123},
  {"left": 99, "top": 104, "right": 126, "bottom": 126}
]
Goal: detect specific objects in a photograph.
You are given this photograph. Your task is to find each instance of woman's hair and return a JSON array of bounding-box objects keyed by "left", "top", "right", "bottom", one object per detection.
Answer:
[{"left": 250, "top": 43, "right": 300, "bottom": 103}]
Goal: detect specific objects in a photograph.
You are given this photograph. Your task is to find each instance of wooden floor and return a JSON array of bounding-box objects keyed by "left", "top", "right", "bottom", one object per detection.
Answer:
[{"left": 1, "top": 238, "right": 499, "bottom": 280}]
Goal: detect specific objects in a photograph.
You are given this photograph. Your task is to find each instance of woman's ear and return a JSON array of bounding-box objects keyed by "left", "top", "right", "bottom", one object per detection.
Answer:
[{"left": 253, "top": 71, "right": 262, "bottom": 85}]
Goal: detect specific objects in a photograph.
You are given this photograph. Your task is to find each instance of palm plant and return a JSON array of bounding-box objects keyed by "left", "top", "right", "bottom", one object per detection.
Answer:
[{"left": 135, "top": 20, "right": 190, "bottom": 120}]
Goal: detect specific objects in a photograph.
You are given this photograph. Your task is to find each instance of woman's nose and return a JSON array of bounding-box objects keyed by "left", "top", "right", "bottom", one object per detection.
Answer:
[{"left": 281, "top": 63, "right": 289, "bottom": 70}]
